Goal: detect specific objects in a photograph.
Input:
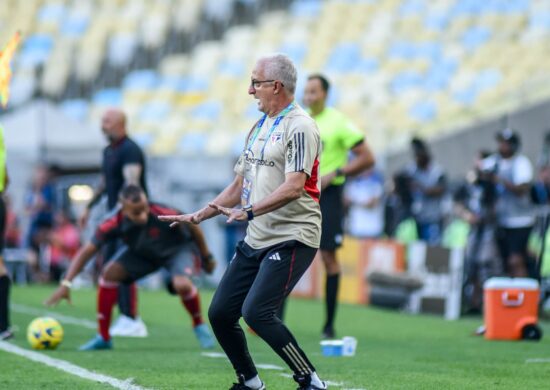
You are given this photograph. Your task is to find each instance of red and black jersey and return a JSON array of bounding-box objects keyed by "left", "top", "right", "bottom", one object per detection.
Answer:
[{"left": 92, "top": 203, "right": 191, "bottom": 260}]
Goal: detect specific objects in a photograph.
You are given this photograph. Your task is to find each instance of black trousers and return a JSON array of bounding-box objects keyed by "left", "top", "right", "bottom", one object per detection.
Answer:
[{"left": 209, "top": 240, "right": 317, "bottom": 380}]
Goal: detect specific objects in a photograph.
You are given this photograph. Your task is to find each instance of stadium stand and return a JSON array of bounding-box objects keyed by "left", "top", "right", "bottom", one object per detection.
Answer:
[{"left": 2, "top": 0, "right": 550, "bottom": 156}]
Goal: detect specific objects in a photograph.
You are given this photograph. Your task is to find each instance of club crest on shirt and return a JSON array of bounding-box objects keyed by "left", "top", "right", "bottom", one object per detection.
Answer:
[{"left": 271, "top": 132, "right": 283, "bottom": 144}]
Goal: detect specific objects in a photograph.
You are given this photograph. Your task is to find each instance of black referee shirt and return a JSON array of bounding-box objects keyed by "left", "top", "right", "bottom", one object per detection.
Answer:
[{"left": 103, "top": 136, "right": 147, "bottom": 209}]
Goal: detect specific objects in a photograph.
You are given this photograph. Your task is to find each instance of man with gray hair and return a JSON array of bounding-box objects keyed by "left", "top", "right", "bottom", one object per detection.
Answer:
[{"left": 160, "top": 53, "right": 327, "bottom": 389}]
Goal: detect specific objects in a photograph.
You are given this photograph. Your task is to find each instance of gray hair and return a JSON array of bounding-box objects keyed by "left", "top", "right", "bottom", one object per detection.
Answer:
[{"left": 257, "top": 53, "right": 297, "bottom": 95}]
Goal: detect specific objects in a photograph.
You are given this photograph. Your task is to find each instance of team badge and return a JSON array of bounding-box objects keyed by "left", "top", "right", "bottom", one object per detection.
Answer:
[{"left": 271, "top": 132, "right": 283, "bottom": 144}]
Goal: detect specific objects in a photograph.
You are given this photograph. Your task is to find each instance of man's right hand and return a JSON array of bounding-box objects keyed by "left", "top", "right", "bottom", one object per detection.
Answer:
[{"left": 44, "top": 286, "right": 72, "bottom": 307}]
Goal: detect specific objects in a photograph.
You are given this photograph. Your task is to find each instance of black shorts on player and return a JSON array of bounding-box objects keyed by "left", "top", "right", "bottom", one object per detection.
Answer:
[{"left": 111, "top": 243, "right": 196, "bottom": 284}]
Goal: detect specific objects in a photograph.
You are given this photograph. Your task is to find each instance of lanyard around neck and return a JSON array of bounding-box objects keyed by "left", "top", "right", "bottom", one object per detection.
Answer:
[{"left": 246, "top": 102, "right": 295, "bottom": 158}]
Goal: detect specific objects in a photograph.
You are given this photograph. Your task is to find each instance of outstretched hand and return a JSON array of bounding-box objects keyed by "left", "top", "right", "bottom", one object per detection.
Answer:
[
  {"left": 158, "top": 213, "right": 200, "bottom": 227},
  {"left": 208, "top": 203, "right": 247, "bottom": 223},
  {"left": 44, "top": 286, "right": 72, "bottom": 307}
]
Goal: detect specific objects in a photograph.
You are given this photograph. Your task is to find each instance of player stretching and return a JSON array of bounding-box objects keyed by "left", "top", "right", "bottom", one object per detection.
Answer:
[{"left": 46, "top": 185, "right": 215, "bottom": 350}]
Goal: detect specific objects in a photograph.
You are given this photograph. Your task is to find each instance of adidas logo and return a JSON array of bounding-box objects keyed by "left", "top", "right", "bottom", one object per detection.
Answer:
[{"left": 268, "top": 252, "right": 282, "bottom": 261}]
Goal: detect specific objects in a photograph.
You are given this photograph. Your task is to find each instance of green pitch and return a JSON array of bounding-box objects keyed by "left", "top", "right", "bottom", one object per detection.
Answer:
[{"left": 1, "top": 285, "right": 549, "bottom": 389}]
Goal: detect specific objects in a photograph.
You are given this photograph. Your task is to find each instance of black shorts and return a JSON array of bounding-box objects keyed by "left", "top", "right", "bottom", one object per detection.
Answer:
[
  {"left": 320, "top": 184, "right": 344, "bottom": 251},
  {"left": 111, "top": 244, "right": 195, "bottom": 284},
  {"left": 0, "top": 196, "right": 5, "bottom": 252},
  {"left": 496, "top": 226, "right": 532, "bottom": 265}
]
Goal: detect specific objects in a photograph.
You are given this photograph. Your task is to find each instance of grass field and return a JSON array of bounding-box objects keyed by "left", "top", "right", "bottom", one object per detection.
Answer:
[{"left": 1, "top": 285, "right": 550, "bottom": 389}]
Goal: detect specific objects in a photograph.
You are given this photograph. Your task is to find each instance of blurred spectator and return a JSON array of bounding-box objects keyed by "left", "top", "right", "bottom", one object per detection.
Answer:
[
  {"left": 483, "top": 129, "right": 534, "bottom": 277},
  {"left": 24, "top": 165, "right": 56, "bottom": 252},
  {"left": 384, "top": 170, "right": 414, "bottom": 238},
  {"left": 528, "top": 133, "right": 550, "bottom": 287},
  {"left": 531, "top": 164, "right": 550, "bottom": 205},
  {"left": 405, "top": 138, "right": 447, "bottom": 245},
  {"left": 4, "top": 195, "right": 21, "bottom": 249},
  {"left": 46, "top": 210, "right": 80, "bottom": 282},
  {"left": 454, "top": 150, "right": 500, "bottom": 313},
  {"left": 344, "top": 169, "right": 384, "bottom": 239}
]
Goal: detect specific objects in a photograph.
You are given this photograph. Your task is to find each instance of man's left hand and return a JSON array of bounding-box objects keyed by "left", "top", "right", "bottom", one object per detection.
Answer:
[
  {"left": 209, "top": 203, "right": 248, "bottom": 223},
  {"left": 201, "top": 254, "right": 217, "bottom": 274}
]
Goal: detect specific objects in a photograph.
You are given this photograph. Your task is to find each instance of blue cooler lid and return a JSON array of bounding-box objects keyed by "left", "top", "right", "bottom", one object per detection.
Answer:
[{"left": 483, "top": 277, "right": 539, "bottom": 290}]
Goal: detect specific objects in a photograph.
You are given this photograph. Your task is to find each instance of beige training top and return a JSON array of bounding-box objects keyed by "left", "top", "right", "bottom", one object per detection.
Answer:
[{"left": 234, "top": 104, "right": 322, "bottom": 249}]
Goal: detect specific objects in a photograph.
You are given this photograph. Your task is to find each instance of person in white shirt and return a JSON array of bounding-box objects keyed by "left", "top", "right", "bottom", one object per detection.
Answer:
[
  {"left": 344, "top": 169, "right": 384, "bottom": 239},
  {"left": 483, "top": 129, "right": 534, "bottom": 277}
]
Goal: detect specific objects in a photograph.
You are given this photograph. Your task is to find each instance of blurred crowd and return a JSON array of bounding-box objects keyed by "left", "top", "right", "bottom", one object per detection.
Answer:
[
  {"left": 4, "top": 165, "right": 81, "bottom": 284},
  {"left": 344, "top": 129, "right": 550, "bottom": 313}
]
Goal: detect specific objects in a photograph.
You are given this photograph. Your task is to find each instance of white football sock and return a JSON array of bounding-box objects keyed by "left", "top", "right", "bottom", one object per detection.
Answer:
[
  {"left": 310, "top": 372, "right": 326, "bottom": 388},
  {"left": 245, "top": 375, "right": 263, "bottom": 389}
]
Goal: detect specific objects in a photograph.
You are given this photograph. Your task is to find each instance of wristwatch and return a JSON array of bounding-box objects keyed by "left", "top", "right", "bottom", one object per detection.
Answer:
[
  {"left": 243, "top": 205, "right": 254, "bottom": 221},
  {"left": 335, "top": 168, "right": 345, "bottom": 177}
]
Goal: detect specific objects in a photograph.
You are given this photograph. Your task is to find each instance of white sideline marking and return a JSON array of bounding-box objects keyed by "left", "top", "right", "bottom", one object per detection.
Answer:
[
  {"left": 12, "top": 303, "right": 96, "bottom": 329},
  {"left": 525, "top": 358, "right": 550, "bottom": 363},
  {"left": 0, "top": 341, "right": 152, "bottom": 390},
  {"left": 256, "top": 363, "right": 285, "bottom": 370},
  {"left": 201, "top": 352, "right": 227, "bottom": 359}
]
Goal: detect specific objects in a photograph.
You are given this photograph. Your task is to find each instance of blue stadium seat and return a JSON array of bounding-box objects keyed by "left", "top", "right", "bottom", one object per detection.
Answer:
[
  {"left": 60, "top": 99, "right": 90, "bottom": 122},
  {"left": 529, "top": 11, "right": 550, "bottom": 30},
  {"left": 462, "top": 26, "right": 492, "bottom": 51},
  {"left": 191, "top": 101, "right": 222, "bottom": 121},
  {"left": 326, "top": 43, "right": 362, "bottom": 72},
  {"left": 19, "top": 34, "right": 54, "bottom": 67},
  {"left": 133, "top": 133, "right": 155, "bottom": 150},
  {"left": 452, "top": 87, "right": 478, "bottom": 106},
  {"left": 179, "top": 132, "right": 208, "bottom": 155},
  {"left": 139, "top": 102, "right": 172, "bottom": 122},
  {"left": 61, "top": 16, "right": 90, "bottom": 38},
  {"left": 290, "top": 0, "right": 322, "bottom": 18},
  {"left": 92, "top": 89, "right": 122, "bottom": 106},
  {"left": 123, "top": 70, "right": 160, "bottom": 90},
  {"left": 399, "top": 0, "right": 427, "bottom": 17},
  {"left": 473, "top": 69, "right": 502, "bottom": 92},
  {"left": 38, "top": 3, "right": 65, "bottom": 24},
  {"left": 391, "top": 71, "right": 423, "bottom": 95},
  {"left": 279, "top": 43, "right": 307, "bottom": 65},
  {"left": 409, "top": 100, "right": 437, "bottom": 122},
  {"left": 218, "top": 61, "right": 245, "bottom": 77},
  {"left": 423, "top": 12, "right": 449, "bottom": 32},
  {"left": 178, "top": 77, "right": 210, "bottom": 93}
]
